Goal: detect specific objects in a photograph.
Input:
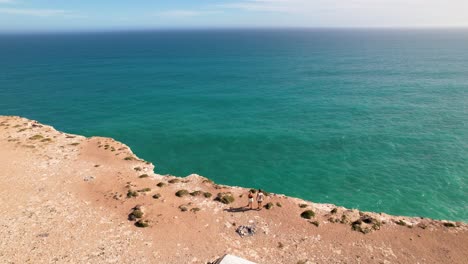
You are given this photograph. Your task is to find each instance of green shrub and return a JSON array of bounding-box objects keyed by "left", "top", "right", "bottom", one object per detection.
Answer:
[
  {"left": 299, "top": 204, "right": 308, "bottom": 208},
  {"left": 156, "top": 182, "right": 166, "bottom": 187},
  {"left": 264, "top": 202, "right": 274, "bottom": 210},
  {"left": 330, "top": 208, "right": 338, "bottom": 214},
  {"left": 138, "top": 188, "right": 151, "bottom": 192},
  {"left": 276, "top": 202, "right": 282, "bottom": 207},
  {"left": 139, "top": 174, "right": 149, "bottom": 178},
  {"left": 124, "top": 156, "right": 134, "bottom": 161},
  {"left": 190, "top": 191, "right": 202, "bottom": 196},
  {"left": 135, "top": 220, "right": 149, "bottom": 228},
  {"left": 134, "top": 167, "right": 142, "bottom": 171},
  {"left": 152, "top": 193, "right": 161, "bottom": 199},
  {"left": 300, "top": 210, "right": 315, "bottom": 219},
  {"left": 311, "top": 221, "right": 320, "bottom": 227},
  {"left": 168, "top": 178, "right": 180, "bottom": 184},
  {"left": 203, "top": 192, "right": 212, "bottom": 198},
  {"left": 395, "top": 220, "right": 407, "bottom": 226},
  {"left": 29, "top": 134, "right": 43, "bottom": 140},
  {"left": 215, "top": 193, "right": 235, "bottom": 204},
  {"left": 131, "top": 209, "right": 143, "bottom": 218},
  {"left": 127, "top": 190, "right": 138, "bottom": 198},
  {"left": 190, "top": 207, "right": 201, "bottom": 213},
  {"left": 443, "top": 222, "right": 456, "bottom": 227},
  {"left": 175, "top": 190, "right": 189, "bottom": 197}
]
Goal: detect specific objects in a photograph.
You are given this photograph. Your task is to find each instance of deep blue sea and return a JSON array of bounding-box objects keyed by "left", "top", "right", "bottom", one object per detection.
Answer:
[{"left": 0, "top": 29, "right": 467, "bottom": 221}]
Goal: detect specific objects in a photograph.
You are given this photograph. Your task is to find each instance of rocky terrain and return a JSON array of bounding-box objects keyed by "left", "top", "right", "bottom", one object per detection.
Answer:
[{"left": 0, "top": 116, "right": 467, "bottom": 263}]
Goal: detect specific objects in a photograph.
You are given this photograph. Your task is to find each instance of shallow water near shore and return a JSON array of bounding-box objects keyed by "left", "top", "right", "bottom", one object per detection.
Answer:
[{"left": 0, "top": 29, "right": 467, "bottom": 221}]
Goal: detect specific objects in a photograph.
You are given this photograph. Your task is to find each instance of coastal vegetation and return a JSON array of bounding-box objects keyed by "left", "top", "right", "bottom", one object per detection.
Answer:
[
  {"left": 215, "top": 192, "right": 235, "bottom": 204},
  {"left": 300, "top": 210, "right": 315, "bottom": 219},
  {"left": 175, "top": 190, "right": 189, "bottom": 197}
]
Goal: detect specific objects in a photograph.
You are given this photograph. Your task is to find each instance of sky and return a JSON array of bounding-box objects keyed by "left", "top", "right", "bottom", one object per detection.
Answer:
[{"left": 1, "top": 0, "right": 468, "bottom": 32}]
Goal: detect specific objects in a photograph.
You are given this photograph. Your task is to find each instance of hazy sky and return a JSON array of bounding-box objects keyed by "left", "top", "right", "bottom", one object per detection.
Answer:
[{"left": 1, "top": 0, "right": 468, "bottom": 32}]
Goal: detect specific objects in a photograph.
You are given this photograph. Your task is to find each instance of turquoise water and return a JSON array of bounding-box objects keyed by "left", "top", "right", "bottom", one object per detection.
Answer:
[{"left": 0, "top": 29, "right": 467, "bottom": 221}]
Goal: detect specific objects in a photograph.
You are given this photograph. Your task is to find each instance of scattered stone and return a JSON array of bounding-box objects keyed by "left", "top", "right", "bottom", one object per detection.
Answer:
[
  {"left": 236, "top": 225, "right": 256, "bottom": 237},
  {"left": 83, "top": 175, "right": 95, "bottom": 182}
]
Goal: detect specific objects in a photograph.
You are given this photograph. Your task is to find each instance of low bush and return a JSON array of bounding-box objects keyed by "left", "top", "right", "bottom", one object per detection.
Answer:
[
  {"left": 127, "top": 190, "right": 138, "bottom": 198},
  {"left": 175, "top": 190, "right": 189, "bottom": 197},
  {"left": 168, "top": 179, "right": 180, "bottom": 184},
  {"left": 190, "top": 207, "right": 201, "bottom": 213},
  {"left": 139, "top": 174, "right": 149, "bottom": 178},
  {"left": 190, "top": 191, "right": 202, "bottom": 196},
  {"left": 215, "top": 192, "right": 235, "bottom": 204},
  {"left": 128, "top": 209, "right": 143, "bottom": 220},
  {"left": 135, "top": 220, "right": 149, "bottom": 228},
  {"left": 124, "top": 156, "right": 134, "bottom": 161},
  {"left": 443, "top": 222, "right": 456, "bottom": 227},
  {"left": 264, "top": 202, "right": 274, "bottom": 210},
  {"left": 276, "top": 202, "right": 282, "bottom": 207},
  {"left": 300, "top": 210, "right": 315, "bottom": 219},
  {"left": 156, "top": 182, "right": 166, "bottom": 187},
  {"left": 310, "top": 221, "right": 320, "bottom": 227},
  {"left": 138, "top": 188, "right": 151, "bottom": 192},
  {"left": 152, "top": 193, "right": 161, "bottom": 199},
  {"left": 29, "top": 134, "right": 43, "bottom": 140},
  {"left": 203, "top": 192, "right": 212, "bottom": 198}
]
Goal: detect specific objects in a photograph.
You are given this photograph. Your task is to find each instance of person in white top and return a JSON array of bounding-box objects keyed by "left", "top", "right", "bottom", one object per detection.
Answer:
[{"left": 256, "top": 189, "right": 264, "bottom": 210}]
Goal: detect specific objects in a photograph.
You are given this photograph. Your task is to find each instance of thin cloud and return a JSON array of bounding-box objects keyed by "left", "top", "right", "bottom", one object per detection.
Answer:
[
  {"left": 0, "top": 7, "right": 72, "bottom": 17},
  {"left": 157, "top": 9, "right": 220, "bottom": 18}
]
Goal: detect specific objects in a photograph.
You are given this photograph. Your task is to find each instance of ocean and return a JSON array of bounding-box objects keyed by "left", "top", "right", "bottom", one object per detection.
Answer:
[{"left": 0, "top": 29, "right": 467, "bottom": 221}]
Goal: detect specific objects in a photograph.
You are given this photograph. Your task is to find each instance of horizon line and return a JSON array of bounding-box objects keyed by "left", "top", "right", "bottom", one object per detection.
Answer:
[{"left": 1, "top": 25, "right": 468, "bottom": 35}]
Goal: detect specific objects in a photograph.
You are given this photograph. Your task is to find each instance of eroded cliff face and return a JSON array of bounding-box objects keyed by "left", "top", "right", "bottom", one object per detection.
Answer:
[{"left": 1, "top": 116, "right": 467, "bottom": 264}]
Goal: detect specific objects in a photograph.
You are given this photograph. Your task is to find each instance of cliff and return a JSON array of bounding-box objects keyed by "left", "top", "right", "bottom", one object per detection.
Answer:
[{"left": 0, "top": 116, "right": 466, "bottom": 263}]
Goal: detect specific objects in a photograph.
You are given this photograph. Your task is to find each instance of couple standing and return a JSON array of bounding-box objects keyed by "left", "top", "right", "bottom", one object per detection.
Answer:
[{"left": 247, "top": 189, "right": 264, "bottom": 210}]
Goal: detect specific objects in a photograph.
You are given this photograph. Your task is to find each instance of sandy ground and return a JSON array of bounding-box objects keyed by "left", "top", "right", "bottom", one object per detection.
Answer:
[{"left": 0, "top": 115, "right": 467, "bottom": 264}]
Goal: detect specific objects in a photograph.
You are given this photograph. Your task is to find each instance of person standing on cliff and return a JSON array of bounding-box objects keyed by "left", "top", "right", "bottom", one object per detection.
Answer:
[
  {"left": 257, "top": 189, "right": 264, "bottom": 210},
  {"left": 247, "top": 191, "right": 254, "bottom": 209}
]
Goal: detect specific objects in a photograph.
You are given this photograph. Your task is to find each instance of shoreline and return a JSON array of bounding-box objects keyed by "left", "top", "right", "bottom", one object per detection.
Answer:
[{"left": 1, "top": 115, "right": 467, "bottom": 263}]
